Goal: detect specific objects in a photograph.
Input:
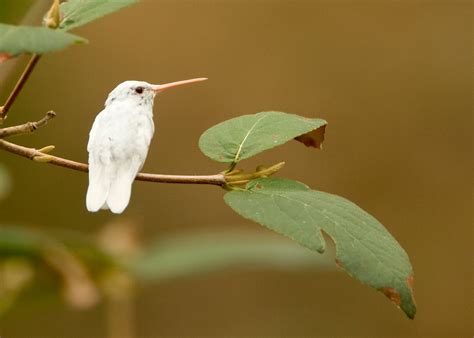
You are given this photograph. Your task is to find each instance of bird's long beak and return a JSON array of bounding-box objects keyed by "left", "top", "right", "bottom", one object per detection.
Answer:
[{"left": 151, "top": 78, "right": 207, "bottom": 93}]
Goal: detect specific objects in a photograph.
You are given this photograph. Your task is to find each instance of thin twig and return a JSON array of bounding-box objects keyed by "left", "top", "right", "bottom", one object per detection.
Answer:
[
  {"left": 0, "top": 111, "right": 56, "bottom": 138},
  {"left": 0, "top": 54, "right": 41, "bottom": 122}
]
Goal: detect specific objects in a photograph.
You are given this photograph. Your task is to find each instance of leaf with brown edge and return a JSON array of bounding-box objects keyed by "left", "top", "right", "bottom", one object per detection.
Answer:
[
  {"left": 199, "top": 111, "right": 327, "bottom": 163},
  {"left": 380, "top": 287, "right": 401, "bottom": 306},
  {"left": 132, "top": 229, "right": 335, "bottom": 282},
  {"left": 224, "top": 177, "right": 417, "bottom": 318},
  {"left": 295, "top": 124, "right": 326, "bottom": 149}
]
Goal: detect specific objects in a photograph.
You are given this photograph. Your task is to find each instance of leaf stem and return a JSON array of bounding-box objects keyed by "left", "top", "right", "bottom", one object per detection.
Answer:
[
  {"left": 0, "top": 54, "right": 41, "bottom": 123},
  {"left": 225, "top": 162, "right": 285, "bottom": 185}
]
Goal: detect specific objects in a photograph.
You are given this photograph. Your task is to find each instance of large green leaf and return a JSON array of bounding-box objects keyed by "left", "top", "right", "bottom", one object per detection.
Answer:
[
  {"left": 59, "top": 0, "right": 138, "bottom": 31},
  {"left": 224, "top": 178, "right": 416, "bottom": 318},
  {"left": 199, "top": 111, "right": 327, "bottom": 163},
  {"left": 132, "top": 230, "right": 333, "bottom": 281},
  {"left": 0, "top": 23, "right": 86, "bottom": 56}
]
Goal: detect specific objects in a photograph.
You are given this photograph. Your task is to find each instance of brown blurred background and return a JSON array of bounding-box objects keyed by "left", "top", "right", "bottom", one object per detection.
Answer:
[{"left": 0, "top": 0, "right": 472, "bottom": 336}]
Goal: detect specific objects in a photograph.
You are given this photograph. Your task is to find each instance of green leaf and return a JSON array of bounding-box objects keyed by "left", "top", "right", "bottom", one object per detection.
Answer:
[
  {"left": 0, "top": 23, "right": 86, "bottom": 56},
  {"left": 59, "top": 0, "right": 138, "bottom": 31},
  {"left": 224, "top": 178, "right": 416, "bottom": 318},
  {"left": 199, "top": 111, "right": 327, "bottom": 163},
  {"left": 132, "top": 230, "right": 334, "bottom": 282}
]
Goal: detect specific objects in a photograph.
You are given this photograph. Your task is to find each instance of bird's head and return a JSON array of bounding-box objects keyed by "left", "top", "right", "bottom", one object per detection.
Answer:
[{"left": 105, "top": 78, "right": 207, "bottom": 107}]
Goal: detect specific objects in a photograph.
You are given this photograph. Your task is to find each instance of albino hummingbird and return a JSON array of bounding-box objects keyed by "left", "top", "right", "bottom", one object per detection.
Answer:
[{"left": 86, "top": 78, "right": 207, "bottom": 214}]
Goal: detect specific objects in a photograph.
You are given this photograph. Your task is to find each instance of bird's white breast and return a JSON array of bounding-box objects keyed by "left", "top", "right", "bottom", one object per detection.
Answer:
[{"left": 88, "top": 100, "right": 155, "bottom": 165}]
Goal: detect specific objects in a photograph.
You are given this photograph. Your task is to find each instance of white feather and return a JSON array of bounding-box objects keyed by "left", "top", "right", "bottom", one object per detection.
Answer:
[
  {"left": 86, "top": 81, "right": 155, "bottom": 214},
  {"left": 106, "top": 155, "right": 143, "bottom": 214}
]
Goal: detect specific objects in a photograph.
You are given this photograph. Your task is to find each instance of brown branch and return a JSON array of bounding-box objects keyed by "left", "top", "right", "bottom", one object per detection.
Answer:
[
  {"left": 0, "top": 111, "right": 225, "bottom": 185},
  {"left": 0, "top": 112, "right": 285, "bottom": 187},
  {"left": 0, "top": 111, "right": 56, "bottom": 138},
  {"left": 0, "top": 54, "right": 41, "bottom": 122},
  {"left": 0, "top": 138, "right": 226, "bottom": 185}
]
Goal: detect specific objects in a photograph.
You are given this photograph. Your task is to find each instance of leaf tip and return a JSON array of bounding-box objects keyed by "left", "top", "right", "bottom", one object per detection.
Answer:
[
  {"left": 75, "top": 37, "right": 89, "bottom": 44},
  {"left": 378, "top": 283, "right": 416, "bottom": 319},
  {"left": 405, "top": 274, "right": 417, "bottom": 318}
]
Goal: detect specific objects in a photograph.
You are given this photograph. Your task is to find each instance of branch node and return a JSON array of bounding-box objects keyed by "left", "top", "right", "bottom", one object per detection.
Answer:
[{"left": 26, "top": 122, "right": 37, "bottom": 132}]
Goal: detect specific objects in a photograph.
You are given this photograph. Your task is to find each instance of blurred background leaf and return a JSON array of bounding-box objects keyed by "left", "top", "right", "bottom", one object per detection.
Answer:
[
  {"left": 0, "top": 224, "right": 333, "bottom": 316},
  {"left": 0, "top": 226, "right": 101, "bottom": 313},
  {"left": 0, "top": 258, "right": 34, "bottom": 315},
  {"left": 132, "top": 229, "right": 334, "bottom": 282}
]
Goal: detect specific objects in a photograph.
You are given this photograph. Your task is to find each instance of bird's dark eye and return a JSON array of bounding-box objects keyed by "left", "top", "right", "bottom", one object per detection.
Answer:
[{"left": 135, "top": 87, "right": 144, "bottom": 94}]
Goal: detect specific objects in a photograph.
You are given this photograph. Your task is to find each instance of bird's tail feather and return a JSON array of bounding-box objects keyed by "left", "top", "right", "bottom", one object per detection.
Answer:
[
  {"left": 106, "top": 158, "right": 141, "bottom": 214},
  {"left": 86, "top": 162, "right": 114, "bottom": 212}
]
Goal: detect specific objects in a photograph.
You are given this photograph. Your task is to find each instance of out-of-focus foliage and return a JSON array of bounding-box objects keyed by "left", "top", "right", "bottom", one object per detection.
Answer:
[
  {"left": 133, "top": 230, "right": 333, "bottom": 281},
  {"left": 0, "top": 258, "right": 34, "bottom": 315},
  {"left": 0, "top": 225, "right": 330, "bottom": 315},
  {"left": 0, "top": 226, "right": 103, "bottom": 315},
  {"left": 199, "top": 111, "right": 327, "bottom": 163}
]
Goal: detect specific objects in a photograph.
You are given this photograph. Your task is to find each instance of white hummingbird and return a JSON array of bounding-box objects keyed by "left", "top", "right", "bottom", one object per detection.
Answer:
[{"left": 86, "top": 78, "right": 207, "bottom": 214}]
